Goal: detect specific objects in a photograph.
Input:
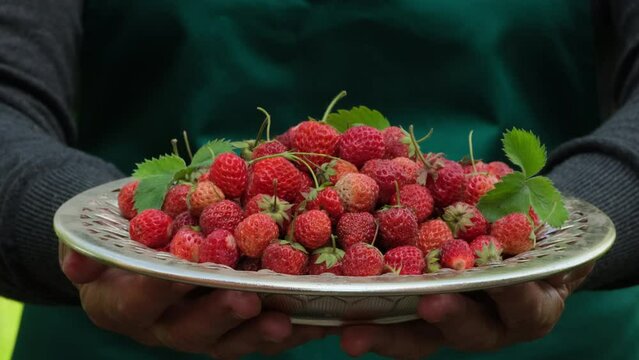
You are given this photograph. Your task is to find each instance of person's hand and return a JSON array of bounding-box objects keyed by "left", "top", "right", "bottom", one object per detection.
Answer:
[
  {"left": 59, "top": 244, "right": 326, "bottom": 358},
  {"left": 340, "top": 263, "right": 594, "bottom": 359}
]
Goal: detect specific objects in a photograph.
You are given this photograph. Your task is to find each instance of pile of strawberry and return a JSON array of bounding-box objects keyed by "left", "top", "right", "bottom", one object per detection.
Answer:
[{"left": 118, "top": 92, "right": 567, "bottom": 276}]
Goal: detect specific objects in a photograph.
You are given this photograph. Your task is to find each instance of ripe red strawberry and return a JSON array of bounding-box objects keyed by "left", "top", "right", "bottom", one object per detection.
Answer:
[
  {"left": 188, "top": 181, "right": 225, "bottom": 216},
  {"left": 129, "top": 209, "right": 173, "bottom": 248},
  {"left": 417, "top": 219, "right": 454, "bottom": 254},
  {"left": 209, "top": 153, "right": 248, "bottom": 198},
  {"left": 487, "top": 161, "right": 513, "bottom": 179},
  {"left": 392, "top": 157, "right": 420, "bottom": 185},
  {"left": 246, "top": 157, "right": 304, "bottom": 203},
  {"left": 490, "top": 213, "right": 535, "bottom": 255},
  {"left": 197, "top": 171, "right": 210, "bottom": 183},
  {"left": 261, "top": 240, "right": 309, "bottom": 275},
  {"left": 292, "top": 171, "right": 314, "bottom": 205},
  {"left": 426, "top": 159, "right": 465, "bottom": 207},
  {"left": 199, "top": 200, "right": 244, "bottom": 235},
  {"left": 342, "top": 242, "right": 384, "bottom": 276},
  {"left": 118, "top": 181, "right": 139, "bottom": 219},
  {"left": 462, "top": 160, "right": 490, "bottom": 175},
  {"left": 170, "top": 211, "right": 198, "bottom": 237},
  {"left": 162, "top": 184, "right": 190, "bottom": 218},
  {"left": 170, "top": 228, "right": 204, "bottom": 262},
  {"left": 529, "top": 206, "right": 544, "bottom": 234},
  {"left": 275, "top": 125, "right": 297, "bottom": 149},
  {"left": 338, "top": 126, "right": 386, "bottom": 168},
  {"left": 308, "top": 239, "right": 345, "bottom": 275},
  {"left": 361, "top": 159, "right": 405, "bottom": 204},
  {"left": 244, "top": 194, "right": 293, "bottom": 232},
  {"left": 389, "top": 184, "right": 434, "bottom": 222},
  {"left": 292, "top": 120, "right": 340, "bottom": 166},
  {"left": 294, "top": 210, "right": 332, "bottom": 250},
  {"left": 199, "top": 229, "right": 240, "bottom": 268},
  {"left": 382, "top": 126, "right": 411, "bottom": 159},
  {"left": 320, "top": 159, "right": 358, "bottom": 185},
  {"left": 306, "top": 187, "right": 344, "bottom": 221},
  {"left": 334, "top": 173, "right": 379, "bottom": 212},
  {"left": 440, "top": 239, "right": 475, "bottom": 270},
  {"left": 237, "top": 257, "right": 261, "bottom": 271},
  {"left": 336, "top": 212, "right": 376, "bottom": 249},
  {"left": 470, "top": 235, "right": 503, "bottom": 265},
  {"left": 442, "top": 202, "right": 489, "bottom": 241},
  {"left": 252, "top": 140, "right": 287, "bottom": 160},
  {"left": 464, "top": 173, "right": 497, "bottom": 205},
  {"left": 384, "top": 245, "right": 425, "bottom": 275},
  {"left": 376, "top": 207, "right": 418, "bottom": 249},
  {"left": 234, "top": 213, "right": 280, "bottom": 258}
]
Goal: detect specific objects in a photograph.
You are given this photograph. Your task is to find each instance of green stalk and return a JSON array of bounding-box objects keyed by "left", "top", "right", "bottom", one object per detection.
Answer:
[
  {"left": 468, "top": 130, "right": 477, "bottom": 174},
  {"left": 182, "top": 131, "right": 194, "bottom": 162},
  {"left": 170, "top": 139, "right": 180, "bottom": 157},
  {"left": 321, "top": 90, "right": 347, "bottom": 122},
  {"left": 408, "top": 125, "right": 428, "bottom": 166},
  {"left": 257, "top": 107, "right": 272, "bottom": 142}
]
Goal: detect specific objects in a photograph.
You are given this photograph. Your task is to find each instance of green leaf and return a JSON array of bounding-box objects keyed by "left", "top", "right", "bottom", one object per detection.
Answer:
[
  {"left": 132, "top": 154, "right": 186, "bottom": 179},
  {"left": 477, "top": 172, "right": 530, "bottom": 222},
  {"left": 325, "top": 106, "right": 390, "bottom": 133},
  {"left": 190, "top": 139, "right": 234, "bottom": 168},
  {"left": 502, "top": 128, "right": 546, "bottom": 177},
  {"left": 527, "top": 176, "right": 569, "bottom": 228},
  {"left": 134, "top": 175, "right": 175, "bottom": 211}
]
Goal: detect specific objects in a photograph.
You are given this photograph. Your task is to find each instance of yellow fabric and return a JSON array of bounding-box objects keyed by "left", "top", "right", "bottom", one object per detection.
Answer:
[{"left": 0, "top": 297, "right": 23, "bottom": 360}]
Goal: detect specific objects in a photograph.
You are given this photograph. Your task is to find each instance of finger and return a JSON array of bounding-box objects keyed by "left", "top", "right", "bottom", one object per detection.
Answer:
[
  {"left": 254, "top": 325, "right": 328, "bottom": 357},
  {"left": 485, "top": 281, "right": 563, "bottom": 342},
  {"left": 340, "top": 322, "right": 440, "bottom": 359},
  {"left": 417, "top": 294, "right": 504, "bottom": 351},
  {"left": 545, "top": 262, "right": 595, "bottom": 296},
  {"left": 152, "top": 290, "right": 262, "bottom": 354},
  {"left": 210, "top": 312, "right": 292, "bottom": 359},
  {"left": 60, "top": 245, "right": 107, "bottom": 284}
]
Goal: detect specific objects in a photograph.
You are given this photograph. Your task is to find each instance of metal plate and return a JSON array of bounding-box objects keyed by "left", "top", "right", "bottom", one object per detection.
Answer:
[{"left": 54, "top": 178, "right": 615, "bottom": 325}]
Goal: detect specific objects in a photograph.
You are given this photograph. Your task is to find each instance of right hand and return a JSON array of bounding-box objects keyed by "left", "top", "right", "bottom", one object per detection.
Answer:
[{"left": 59, "top": 244, "right": 327, "bottom": 359}]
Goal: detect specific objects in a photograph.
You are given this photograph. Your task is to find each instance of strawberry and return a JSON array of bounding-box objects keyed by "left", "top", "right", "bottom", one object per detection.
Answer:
[
  {"left": 261, "top": 240, "right": 309, "bottom": 275},
  {"left": 252, "top": 140, "right": 287, "bottom": 160},
  {"left": 469, "top": 235, "right": 503, "bottom": 265},
  {"left": 334, "top": 173, "right": 379, "bottom": 213},
  {"left": 306, "top": 187, "right": 344, "bottom": 221},
  {"left": 308, "top": 237, "right": 345, "bottom": 275},
  {"left": 462, "top": 160, "right": 490, "bottom": 175},
  {"left": 275, "top": 125, "right": 297, "bottom": 149},
  {"left": 170, "top": 211, "right": 198, "bottom": 237},
  {"left": 442, "top": 202, "right": 489, "bottom": 241},
  {"left": 170, "top": 228, "right": 204, "bottom": 262},
  {"left": 294, "top": 210, "right": 332, "bottom": 250},
  {"left": 199, "top": 229, "right": 240, "bottom": 268},
  {"left": 118, "top": 180, "right": 139, "bottom": 219},
  {"left": 440, "top": 239, "right": 475, "bottom": 270},
  {"left": 129, "top": 209, "right": 173, "bottom": 248},
  {"left": 529, "top": 206, "right": 544, "bottom": 234},
  {"left": 244, "top": 194, "right": 293, "bottom": 232},
  {"left": 382, "top": 126, "right": 411, "bottom": 159},
  {"left": 237, "top": 257, "right": 261, "bottom": 271},
  {"left": 234, "top": 213, "right": 280, "bottom": 258},
  {"left": 338, "top": 125, "right": 386, "bottom": 168},
  {"left": 292, "top": 120, "right": 340, "bottom": 166},
  {"left": 487, "top": 161, "right": 513, "bottom": 179},
  {"left": 389, "top": 184, "right": 434, "bottom": 222},
  {"left": 162, "top": 184, "right": 190, "bottom": 218},
  {"left": 293, "top": 171, "right": 314, "bottom": 205},
  {"left": 376, "top": 207, "right": 418, "bottom": 249},
  {"left": 199, "top": 200, "right": 244, "bottom": 235},
  {"left": 464, "top": 173, "right": 497, "bottom": 205},
  {"left": 246, "top": 157, "right": 304, "bottom": 203},
  {"left": 426, "top": 159, "right": 465, "bottom": 207},
  {"left": 392, "top": 157, "right": 420, "bottom": 185},
  {"left": 342, "top": 242, "right": 384, "bottom": 276},
  {"left": 319, "top": 159, "right": 358, "bottom": 185},
  {"left": 336, "top": 212, "right": 377, "bottom": 249},
  {"left": 188, "top": 181, "right": 225, "bottom": 216},
  {"left": 490, "top": 213, "right": 534, "bottom": 255},
  {"left": 209, "top": 153, "right": 248, "bottom": 198},
  {"left": 416, "top": 219, "right": 454, "bottom": 254},
  {"left": 383, "top": 246, "right": 425, "bottom": 275},
  {"left": 361, "top": 159, "right": 405, "bottom": 204}
]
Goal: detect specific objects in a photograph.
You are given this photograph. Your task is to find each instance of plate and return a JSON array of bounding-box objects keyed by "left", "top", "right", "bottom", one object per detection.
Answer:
[{"left": 54, "top": 178, "right": 615, "bottom": 325}]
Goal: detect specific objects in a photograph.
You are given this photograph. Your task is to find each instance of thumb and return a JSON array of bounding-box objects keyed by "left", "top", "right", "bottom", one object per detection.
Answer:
[{"left": 59, "top": 242, "right": 107, "bottom": 284}]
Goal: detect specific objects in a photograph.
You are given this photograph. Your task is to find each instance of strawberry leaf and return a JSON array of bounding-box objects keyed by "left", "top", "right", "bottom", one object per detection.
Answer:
[
  {"left": 527, "top": 176, "right": 569, "bottom": 228},
  {"left": 190, "top": 139, "right": 234, "bottom": 169},
  {"left": 132, "top": 154, "right": 186, "bottom": 179},
  {"left": 134, "top": 175, "right": 174, "bottom": 211},
  {"left": 502, "top": 128, "right": 546, "bottom": 177},
  {"left": 326, "top": 106, "right": 390, "bottom": 133},
  {"left": 477, "top": 172, "right": 529, "bottom": 222}
]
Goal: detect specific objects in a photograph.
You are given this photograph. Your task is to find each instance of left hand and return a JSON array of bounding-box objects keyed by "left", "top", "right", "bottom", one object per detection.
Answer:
[{"left": 339, "top": 263, "right": 594, "bottom": 359}]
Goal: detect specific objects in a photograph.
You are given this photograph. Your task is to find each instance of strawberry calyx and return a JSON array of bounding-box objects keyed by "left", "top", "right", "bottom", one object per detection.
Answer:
[
  {"left": 442, "top": 203, "right": 475, "bottom": 238},
  {"left": 277, "top": 239, "right": 308, "bottom": 254},
  {"left": 425, "top": 249, "right": 441, "bottom": 273},
  {"left": 474, "top": 240, "right": 503, "bottom": 266},
  {"left": 312, "top": 235, "right": 345, "bottom": 269}
]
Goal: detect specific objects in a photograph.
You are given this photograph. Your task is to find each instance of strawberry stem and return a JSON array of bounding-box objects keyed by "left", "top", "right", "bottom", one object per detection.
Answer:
[
  {"left": 257, "top": 107, "right": 272, "bottom": 142},
  {"left": 371, "top": 220, "right": 380, "bottom": 247},
  {"left": 416, "top": 128, "right": 434, "bottom": 143},
  {"left": 468, "top": 130, "right": 477, "bottom": 174},
  {"left": 331, "top": 234, "right": 337, "bottom": 251},
  {"left": 321, "top": 90, "right": 347, "bottom": 122},
  {"left": 272, "top": 179, "right": 278, "bottom": 211},
  {"left": 170, "top": 139, "right": 180, "bottom": 157},
  {"left": 287, "top": 154, "right": 320, "bottom": 188},
  {"left": 394, "top": 180, "right": 401, "bottom": 206},
  {"left": 182, "top": 131, "right": 194, "bottom": 162},
  {"left": 408, "top": 125, "right": 428, "bottom": 166}
]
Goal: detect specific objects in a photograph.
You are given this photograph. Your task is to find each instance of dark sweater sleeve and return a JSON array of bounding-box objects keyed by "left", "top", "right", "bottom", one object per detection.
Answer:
[
  {"left": 0, "top": 0, "right": 123, "bottom": 304},
  {"left": 547, "top": 0, "right": 639, "bottom": 289}
]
